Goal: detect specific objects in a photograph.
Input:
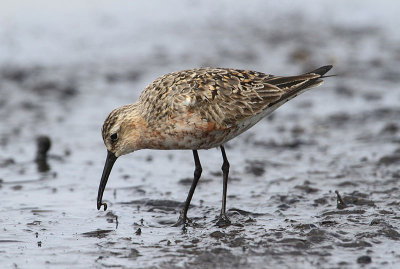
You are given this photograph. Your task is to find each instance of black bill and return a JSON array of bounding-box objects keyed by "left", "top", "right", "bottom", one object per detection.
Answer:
[{"left": 97, "top": 150, "right": 117, "bottom": 211}]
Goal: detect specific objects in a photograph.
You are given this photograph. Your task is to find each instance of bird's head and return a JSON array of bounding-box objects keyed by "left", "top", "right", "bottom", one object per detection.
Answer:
[{"left": 97, "top": 104, "right": 145, "bottom": 211}]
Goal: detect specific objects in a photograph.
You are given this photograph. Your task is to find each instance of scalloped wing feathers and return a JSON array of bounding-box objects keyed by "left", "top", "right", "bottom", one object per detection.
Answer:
[{"left": 139, "top": 66, "right": 332, "bottom": 129}]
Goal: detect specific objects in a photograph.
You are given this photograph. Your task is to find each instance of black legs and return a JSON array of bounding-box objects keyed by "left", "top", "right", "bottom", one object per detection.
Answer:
[
  {"left": 216, "top": 146, "right": 231, "bottom": 227},
  {"left": 173, "top": 150, "right": 202, "bottom": 227},
  {"left": 174, "top": 147, "right": 231, "bottom": 227}
]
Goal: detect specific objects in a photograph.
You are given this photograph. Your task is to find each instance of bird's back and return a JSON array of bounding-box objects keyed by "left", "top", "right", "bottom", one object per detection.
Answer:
[{"left": 138, "top": 66, "right": 331, "bottom": 128}]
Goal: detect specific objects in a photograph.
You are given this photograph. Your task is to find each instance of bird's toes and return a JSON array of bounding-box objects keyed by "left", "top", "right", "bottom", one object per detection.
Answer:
[
  {"left": 216, "top": 213, "right": 231, "bottom": 228},
  {"left": 172, "top": 215, "right": 192, "bottom": 228}
]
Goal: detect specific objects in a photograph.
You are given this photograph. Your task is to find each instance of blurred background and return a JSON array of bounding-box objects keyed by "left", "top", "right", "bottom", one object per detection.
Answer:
[{"left": 1, "top": 0, "right": 400, "bottom": 268}]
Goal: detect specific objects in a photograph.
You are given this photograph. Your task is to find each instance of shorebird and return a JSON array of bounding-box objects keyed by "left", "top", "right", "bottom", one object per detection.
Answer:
[{"left": 97, "top": 65, "right": 333, "bottom": 227}]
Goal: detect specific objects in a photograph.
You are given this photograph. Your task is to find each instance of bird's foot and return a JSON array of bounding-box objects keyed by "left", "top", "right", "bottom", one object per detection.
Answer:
[
  {"left": 172, "top": 213, "right": 192, "bottom": 228},
  {"left": 216, "top": 213, "right": 231, "bottom": 228}
]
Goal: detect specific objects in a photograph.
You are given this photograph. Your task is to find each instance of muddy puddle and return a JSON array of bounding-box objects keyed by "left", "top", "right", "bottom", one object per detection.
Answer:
[{"left": 1, "top": 1, "right": 400, "bottom": 268}]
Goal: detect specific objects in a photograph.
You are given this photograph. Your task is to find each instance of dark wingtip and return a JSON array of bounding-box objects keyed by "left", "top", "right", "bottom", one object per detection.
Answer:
[{"left": 308, "top": 65, "right": 333, "bottom": 76}]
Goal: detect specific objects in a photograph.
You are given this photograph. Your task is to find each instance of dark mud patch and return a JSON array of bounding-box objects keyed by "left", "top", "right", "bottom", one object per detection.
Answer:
[
  {"left": 322, "top": 209, "right": 366, "bottom": 216},
  {"left": 178, "top": 177, "right": 212, "bottom": 185},
  {"left": 82, "top": 230, "right": 114, "bottom": 239},
  {"left": 305, "top": 228, "right": 328, "bottom": 244},
  {"left": 380, "top": 123, "right": 399, "bottom": 135},
  {"left": 252, "top": 139, "right": 316, "bottom": 149},
  {"left": 184, "top": 248, "right": 248, "bottom": 269},
  {"left": 245, "top": 160, "right": 266, "bottom": 176},
  {"left": 0, "top": 158, "right": 16, "bottom": 168},
  {"left": 0, "top": 65, "right": 39, "bottom": 83},
  {"left": 294, "top": 181, "right": 320, "bottom": 194},
  {"left": 293, "top": 223, "right": 317, "bottom": 230},
  {"left": 357, "top": 255, "right": 372, "bottom": 264},
  {"left": 228, "top": 208, "right": 267, "bottom": 217},
  {"left": 30, "top": 80, "right": 78, "bottom": 98},
  {"left": 334, "top": 84, "right": 355, "bottom": 97},
  {"left": 342, "top": 191, "right": 375, "bottom": 207},
  {"left": 275, "top": 238, "right": 311, "bottom": 249},
  {"left": 105, "top": 70, "right": 143, "bottom": 83},
  {"left": 119, "top": 199, "right": 184, "bottom": 209},
  {"left": 337, "top": 240, "right": 372, "bottom": 249},
  {"left": 336, "top": 181, "right": 359, "bottom": 187},
  {"left": 0, "top": 240, "right": 23, "bottom": 243},
  {"left": 378, "top": 154, "right": 400, "bottom": 166}
]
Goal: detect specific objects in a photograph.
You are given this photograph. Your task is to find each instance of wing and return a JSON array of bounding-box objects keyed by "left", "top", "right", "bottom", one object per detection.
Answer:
[{"left": 139, "top": 66, "right": 332, "bottom": 127}]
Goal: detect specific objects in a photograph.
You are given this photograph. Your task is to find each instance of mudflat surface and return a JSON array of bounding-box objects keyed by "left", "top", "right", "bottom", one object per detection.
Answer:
[{"left": 1, "top": 1, "right": 400, "bottom": 268}]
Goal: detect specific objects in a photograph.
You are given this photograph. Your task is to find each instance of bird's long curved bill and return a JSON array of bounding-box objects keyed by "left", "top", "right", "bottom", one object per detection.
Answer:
[{"left": 97, "top": 150, "right": 117, "bottom": 211}]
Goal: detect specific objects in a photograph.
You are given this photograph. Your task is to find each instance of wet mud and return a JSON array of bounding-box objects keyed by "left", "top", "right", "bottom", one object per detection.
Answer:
[{"left": 1, "top": 1, "right": 400, "bottom": 268}]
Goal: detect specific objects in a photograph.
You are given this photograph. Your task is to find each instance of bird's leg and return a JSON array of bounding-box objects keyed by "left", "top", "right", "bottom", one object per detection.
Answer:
[
  {"left": 216, "top": 145, "right": 231, "bottom": 227},
  {"left": 173, "top": 150, "right": 202, "bottom": 227}
]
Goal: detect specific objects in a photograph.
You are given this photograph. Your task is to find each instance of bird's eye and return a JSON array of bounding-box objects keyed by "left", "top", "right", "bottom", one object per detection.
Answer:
[{"left": 110, "top": 133, "right": 118, "bottom": 142}]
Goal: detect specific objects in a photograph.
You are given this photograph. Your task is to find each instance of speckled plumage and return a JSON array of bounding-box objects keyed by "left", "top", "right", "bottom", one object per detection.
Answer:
[
  {"left": 97, "top": 65, "right": 333, "bottom": 223},
  {"left": 102, "top": 66, "right": 332, "bottom": 154}
]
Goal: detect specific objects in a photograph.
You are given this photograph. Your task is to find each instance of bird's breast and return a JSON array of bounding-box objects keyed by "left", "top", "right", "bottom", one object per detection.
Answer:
[{"left": 143, "top": 111, "right": 231, "bottom": 150}]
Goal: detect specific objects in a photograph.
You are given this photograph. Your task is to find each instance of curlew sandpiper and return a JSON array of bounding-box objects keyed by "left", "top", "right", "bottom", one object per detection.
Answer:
[{"left": 97, "top": 65, "right": 333, "bottom": 227}]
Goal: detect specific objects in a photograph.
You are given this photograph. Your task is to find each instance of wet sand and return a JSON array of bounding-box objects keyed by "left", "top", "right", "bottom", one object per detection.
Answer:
[{"left": 1, "top": 1, "right": 400, "bottom": 268}]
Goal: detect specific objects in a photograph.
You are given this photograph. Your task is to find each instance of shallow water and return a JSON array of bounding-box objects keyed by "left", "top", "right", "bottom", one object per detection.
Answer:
[{"left": 1, "top": 1, "right": 400, "bottom": 268}]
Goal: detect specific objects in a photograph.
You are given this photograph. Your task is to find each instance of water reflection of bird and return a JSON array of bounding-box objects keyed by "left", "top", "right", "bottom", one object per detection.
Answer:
[{"left": 97, "top": 65, "right": 333, "bottom": 227}]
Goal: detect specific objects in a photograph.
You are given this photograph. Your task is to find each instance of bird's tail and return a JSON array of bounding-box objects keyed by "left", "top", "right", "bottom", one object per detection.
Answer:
[{"left": 268, "top": 65, "right": 333, "bottom": 108}]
